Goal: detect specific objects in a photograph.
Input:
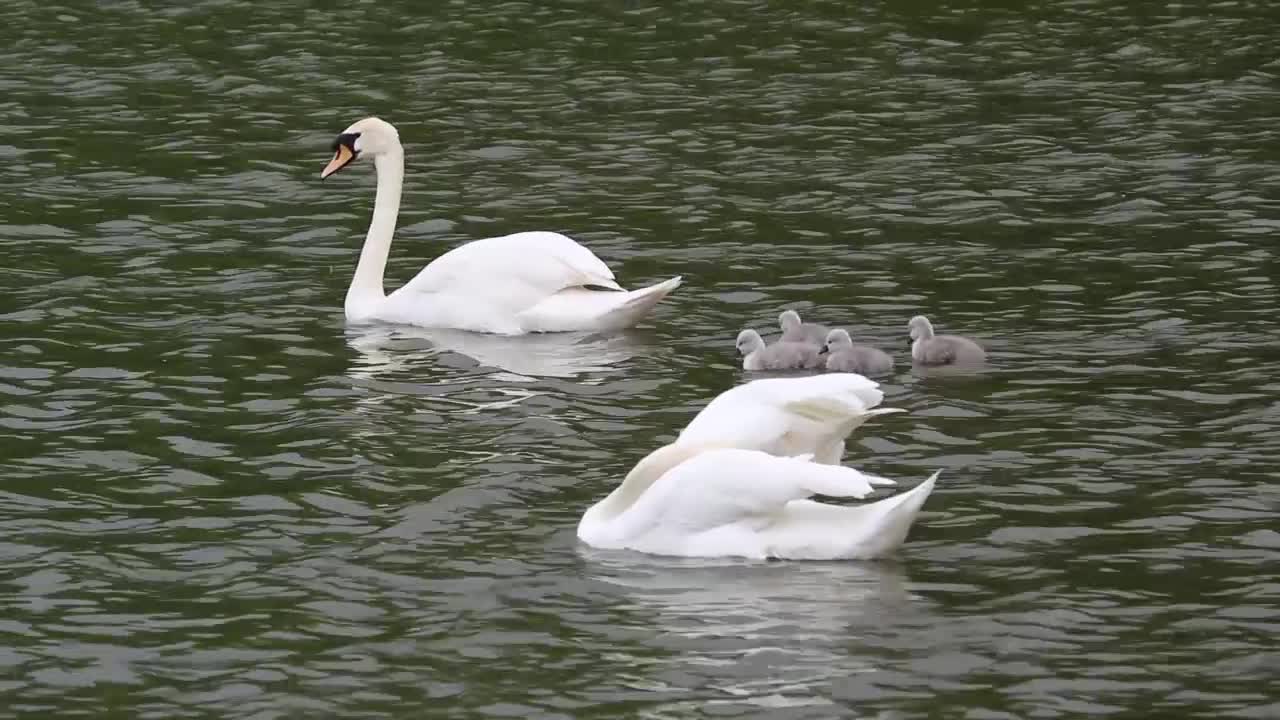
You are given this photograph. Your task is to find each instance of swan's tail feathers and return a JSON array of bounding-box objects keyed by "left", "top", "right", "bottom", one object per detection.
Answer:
[
  {"left": 766, "top": 470, "right": 940, "bottom": 560},
  {"left": 588, "top": 275, "right": 683, "bottom": 331},
  {"left": 624, "top": 275, "right": 683, "bottom": 308},
  {"left": 842, "top": 470, "right": 940, "bottom": 558},
  {"left": 516, "top": 276, "right": 682, "bottom": 332}
]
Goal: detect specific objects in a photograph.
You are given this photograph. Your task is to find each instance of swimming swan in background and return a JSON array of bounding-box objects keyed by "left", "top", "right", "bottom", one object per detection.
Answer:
[
  {"left": 578, "top": 374, "right": 938, "bottom": 560},
  {"left": 320, "top": 117, "right": 682, "bottom": 335}
]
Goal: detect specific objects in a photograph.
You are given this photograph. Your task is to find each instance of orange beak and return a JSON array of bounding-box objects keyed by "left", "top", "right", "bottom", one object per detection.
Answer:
[{"left": 321, "top": 144, "right": 356, "bottom": 179}]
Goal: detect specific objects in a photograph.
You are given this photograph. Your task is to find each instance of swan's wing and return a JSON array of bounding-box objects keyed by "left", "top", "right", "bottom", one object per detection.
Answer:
[
  {"left": 759, "top": 471, "right": 940, "bottom": 560},
  {"left": 676, "top": 374, "right": 902, "bottom": 461},
  {"left": 829, "top": 347, "right": 895, "bottom": 376},
  {"left": 613, "top": 449, "right": 895, "bottom": 539},
  {"left": 921, "top": 338, "right": 956, "bottom": 365},
  {"left": 396, "top": 231, "right": 623, "bottom": 306},
  {"left": 824, "top": 350, "right": 856, "bottom": 373},
  {"left": 941, "top": 335, "right": 987, "bottom": 363},
  {"left": 853, "top": 345, "right": 895, "bottom": 373}
]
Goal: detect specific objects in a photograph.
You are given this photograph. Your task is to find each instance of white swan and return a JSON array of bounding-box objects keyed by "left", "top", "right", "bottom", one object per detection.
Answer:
[
  {"left": 320, "top": 117, "right": 682, "bottom": 335},
  {"left": 578, "top": 374, "right": 938, "bottom": 560}
]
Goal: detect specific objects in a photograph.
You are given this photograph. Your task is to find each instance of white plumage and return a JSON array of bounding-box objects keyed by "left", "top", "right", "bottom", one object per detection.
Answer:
[
  {"left": 322, "top": 117, "right": 681, "bottom": 335},
  {"left": 677, "top": 373, "right": 904, "bottom": 465},
  {"left": 376, "top": 231, "right": 682, "bottom": 334},
  {"left": 578, "top": 374, "right": 938, "bottom": 560}
]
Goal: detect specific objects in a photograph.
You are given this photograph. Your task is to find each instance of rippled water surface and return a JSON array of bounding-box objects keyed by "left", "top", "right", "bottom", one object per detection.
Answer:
[{"left": 4, "top": 1, "right": 1279, "bottom": 717}]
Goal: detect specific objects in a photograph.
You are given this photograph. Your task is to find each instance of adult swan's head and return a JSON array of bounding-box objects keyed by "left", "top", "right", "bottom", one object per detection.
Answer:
[
  {"left": 321, "top": 117, "right": 401, "bottom": 179},
  {"left": 315, "top": 117, "right": 408, "bottom": 323}
]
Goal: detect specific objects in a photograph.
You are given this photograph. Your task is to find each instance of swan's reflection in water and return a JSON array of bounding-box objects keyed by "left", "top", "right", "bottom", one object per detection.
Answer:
[
  {"left": 339, "top": 325, "right": 653, "bottom": 443},
  {"left": 582, "top": 549, "right": 916, "bottom": 710},
  {"left": 344, "top": 324, "right": 647, "bottom": 381}
]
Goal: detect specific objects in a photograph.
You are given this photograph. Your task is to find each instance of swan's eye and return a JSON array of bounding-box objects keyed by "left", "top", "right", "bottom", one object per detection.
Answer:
[
  {"left": 331, "top": 132, "right": 362, "bottom": 153},
  {"left": 321, "top": 132, "right": 363, "bottom": 179}
]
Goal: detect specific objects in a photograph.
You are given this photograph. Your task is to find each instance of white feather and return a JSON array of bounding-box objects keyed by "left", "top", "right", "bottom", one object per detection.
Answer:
[
  {"left": 578, "top": 447, "right": 938, "bottom": 560},
  {"left": 374, "top": 232, "right": 682, "bottom": 334},
  {"left": 578, "top": 375, "right": 933, "bottom": 560},
  {"left": 325, "top": 116, "right": 681, "bottom": 335},
  {"left": 676, "top": 373, "right": 905, "bottom": 465}
]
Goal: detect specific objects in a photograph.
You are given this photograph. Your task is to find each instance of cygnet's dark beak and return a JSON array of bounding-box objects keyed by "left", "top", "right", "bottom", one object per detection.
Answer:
[{"left": 321, "top": 132, "right": 361, "bottom": 179}]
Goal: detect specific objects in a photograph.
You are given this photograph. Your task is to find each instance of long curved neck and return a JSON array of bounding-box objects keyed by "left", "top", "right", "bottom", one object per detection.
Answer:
[
  {"left": 585, "top": 442, "right": 718, "bottom": 522},
  {"left": 345, "top": 148, "right": 404, "bottom": 318},
  {"left": 577, "top": 442, "right": 731, "bottom": 546}
]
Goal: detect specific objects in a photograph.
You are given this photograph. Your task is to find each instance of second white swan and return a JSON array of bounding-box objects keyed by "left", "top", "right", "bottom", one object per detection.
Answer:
[
  {"left": 578, "top": 374, "right": 939, "bottom": 560},
  {"left": 321, "top": 117, "right": 682, "bottom": 335}
]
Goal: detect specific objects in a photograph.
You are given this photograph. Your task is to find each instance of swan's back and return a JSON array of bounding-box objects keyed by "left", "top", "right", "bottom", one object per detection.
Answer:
[
  {"left": 380, "top": 231, "right": 665, "bottom": 333},
  {"left": 915, "top": 334, "right": 986, "bottom": 365},
  {"left": 592, "top": 447, "right": 937, "bottom": 560},
  {"left": 599, "top": 448, "right": 894, "bottom": 557},
  {"left": 781, "top": 323, "right": 829, "bottom": 347},
  {"left": 745, "top": 340, "right": 822, "bottom": 370},
  {"left": 826, "top": 345, "right": 895, "bottom": 376},
  {"left": 400, "top": 231, "right": 619, "bottom": 298}
]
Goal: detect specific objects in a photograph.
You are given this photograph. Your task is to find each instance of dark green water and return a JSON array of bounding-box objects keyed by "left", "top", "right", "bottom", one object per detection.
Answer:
[{"left": 4, "top": 1, "right": 1278, "bottom": 717}]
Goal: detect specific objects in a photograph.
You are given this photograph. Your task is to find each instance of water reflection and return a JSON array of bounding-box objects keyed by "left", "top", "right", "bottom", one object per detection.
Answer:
[
  {"left": 582, "top": 552, "right": 917, "bottom": 709},
  {"left": 909, "top": 362, "right": 994, "bottom": 380},
  {"left": 5, "top": 0, "right": 1277, "bottom": 715},
  {"left": 583, "top": 550, "right": 912, "bottom": 638},
  {"left": 344, "top": 323, "right": 646, "bottom": 380}
]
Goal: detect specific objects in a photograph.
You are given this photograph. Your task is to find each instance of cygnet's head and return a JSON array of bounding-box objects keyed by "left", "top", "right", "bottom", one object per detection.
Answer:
[
  {"left": 825, "top": 328, "right": 853, "bottom": 352},
  {"left": 321, "top": 117, "right": 402, "bottom": 179},
  {"left": 908, "top": 315, "right": 935, "bottom": 341},
  {"left": 778, "top": 310, "right": 804, "bottom": 332},
  {"left": 735, "top": 329, "right": 765, "bottom": 356}
]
